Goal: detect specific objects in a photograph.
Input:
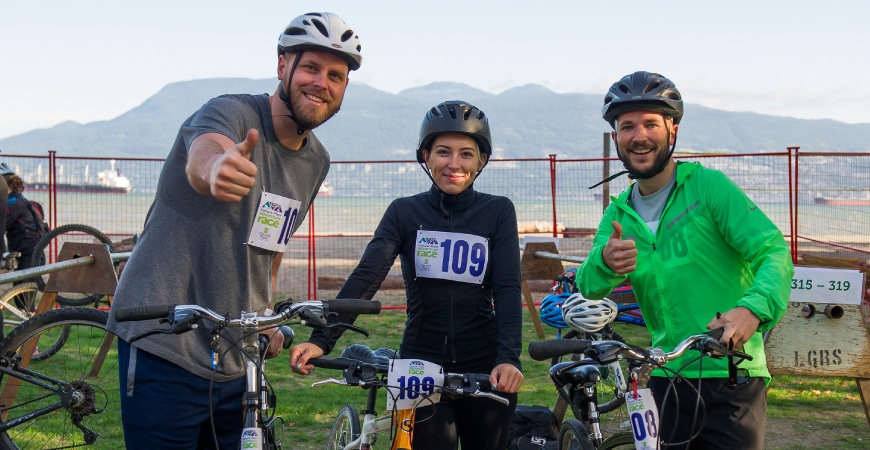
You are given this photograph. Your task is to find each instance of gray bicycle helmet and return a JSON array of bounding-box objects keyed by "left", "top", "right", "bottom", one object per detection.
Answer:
[
  {"left": 0, "top": 162, "right": 14, "bottom": 177},
  {"left": 416, "top": 101, "right": 492, "bottom": 164},
  {"left": 277, "top": 12, "right": 362, "bottom": 71},
  {"left": 601, "top": 71, "right": 683, "bottom": 128}
]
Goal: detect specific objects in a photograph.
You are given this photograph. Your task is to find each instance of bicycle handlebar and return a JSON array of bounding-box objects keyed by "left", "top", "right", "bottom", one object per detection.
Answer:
[
  {"left": 115, "top": 299, "right": 382, "bottom": 343},
  {"left": 528, "top": 329, "right": 745, "bottom": 366},
  {"left": 116, "top": 299, "right": 381, "bottom": 324},
  {"left": 309, "top": 356, "right": 509, "bottom": 406}
]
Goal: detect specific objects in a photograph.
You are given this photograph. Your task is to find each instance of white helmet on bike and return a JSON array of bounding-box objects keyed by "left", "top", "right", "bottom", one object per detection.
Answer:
[{"left": 561, "top": 293, "right": 618, "bottom": 332}]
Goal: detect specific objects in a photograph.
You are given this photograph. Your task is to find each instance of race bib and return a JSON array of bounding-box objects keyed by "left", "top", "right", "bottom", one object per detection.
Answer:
[
  {"left": 415, "top": 230, "right": 489, "bottom": 284},
  {"left": 247, "top": 192, "right": 301, "bottom": 252},
  {"left": 386, "top": 359, "right": 445, "bottom": 410},
  {"left": 625, "top": 388, "right": 660, "bottom": 450}
]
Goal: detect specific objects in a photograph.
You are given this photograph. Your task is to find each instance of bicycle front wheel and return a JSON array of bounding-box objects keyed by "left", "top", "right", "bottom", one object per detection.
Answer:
[
  {"left": 29, "top": 224, "right": 116, "bottom": 307},
  {"left": 0, "top": 283, "right": 71, "bottom": 361},
  {"left": 0, "top": 307, "right": 122, "bottom": 449},
  {"left": 327, "top": 404, "right": 360, "bottom": 450}
]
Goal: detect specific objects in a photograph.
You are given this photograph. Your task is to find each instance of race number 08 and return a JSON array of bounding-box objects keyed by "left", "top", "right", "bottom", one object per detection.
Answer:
[
  {"left": 439, "top": 239, "right": 486, "bottom": 277},
  {"left": 630, "top": 410, "right": 659, "bottom": 441}
]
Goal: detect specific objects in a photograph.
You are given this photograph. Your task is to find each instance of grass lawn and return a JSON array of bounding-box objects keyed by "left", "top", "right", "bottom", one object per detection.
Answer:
[{"left": 266, "top": 307, "right": 870, "bottom": 449}]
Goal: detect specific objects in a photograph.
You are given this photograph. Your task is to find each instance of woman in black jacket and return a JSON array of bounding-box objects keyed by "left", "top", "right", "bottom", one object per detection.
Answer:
[{"left": 291, "top": 101, "right": 524, "bottom": 449}]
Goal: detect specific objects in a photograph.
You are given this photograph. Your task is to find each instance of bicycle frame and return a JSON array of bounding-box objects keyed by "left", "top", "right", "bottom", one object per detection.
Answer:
[{"left": 116, "top": 299, "right": 380, "bottom": 450}]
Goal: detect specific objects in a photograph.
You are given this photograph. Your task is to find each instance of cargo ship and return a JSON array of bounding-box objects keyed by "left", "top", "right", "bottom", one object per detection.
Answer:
[
  {"left": 814, "top": 193, "right": 870, "bottom": 206},
  {"left": 317, "top": 181, "right": 334, "bottom": 197},
  {"left": 28, "top": 161, "right": 132, "bottom": 194}
]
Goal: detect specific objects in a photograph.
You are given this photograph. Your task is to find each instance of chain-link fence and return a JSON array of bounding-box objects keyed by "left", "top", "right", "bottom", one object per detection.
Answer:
[{"left": 3, "top": 149, "right": 867, "bottom": 301}]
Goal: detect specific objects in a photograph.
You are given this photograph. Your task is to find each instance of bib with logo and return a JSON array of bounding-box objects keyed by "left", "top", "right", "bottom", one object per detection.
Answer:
[
  {"left": 415, "top": 230, "right": 489, "bottom": 284},
  {"left": 247, "top": 192, "right": 301, "bottom": 252}
]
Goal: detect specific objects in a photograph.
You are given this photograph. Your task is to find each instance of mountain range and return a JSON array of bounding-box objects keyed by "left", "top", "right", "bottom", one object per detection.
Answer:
[{"left": 2, "top": 78, "right": 869, "bottom": 160}]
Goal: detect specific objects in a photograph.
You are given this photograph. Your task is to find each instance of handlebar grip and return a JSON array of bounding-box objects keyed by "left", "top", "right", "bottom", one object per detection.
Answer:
[
  {"left": 114, "top": 305, "right": 174, "bottom": 322},
  {"left": 528, "top": 339, "right": 590, "bottom": 361},
  {"left": 310, "top": 357, "right": 354, "bottom": 370},
  {"left": 326, "top": 299, "right": 382, "bottom": 315}
]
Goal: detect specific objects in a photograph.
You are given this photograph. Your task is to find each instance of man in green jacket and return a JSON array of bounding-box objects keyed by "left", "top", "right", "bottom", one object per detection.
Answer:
[{"left": 577, "top": 71, "right": 793, "bottom": 450}]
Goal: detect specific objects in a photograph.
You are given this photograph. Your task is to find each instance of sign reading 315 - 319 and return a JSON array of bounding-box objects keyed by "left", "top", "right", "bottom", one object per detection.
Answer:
[{"left": 414, "top": 230, "right": 489, "bottom": 284}]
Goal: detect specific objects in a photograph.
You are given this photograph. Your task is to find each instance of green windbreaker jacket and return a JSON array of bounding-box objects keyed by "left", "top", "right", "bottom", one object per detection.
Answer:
[{"left": 577, "top": 161, "right": 793, "bottom": 379}]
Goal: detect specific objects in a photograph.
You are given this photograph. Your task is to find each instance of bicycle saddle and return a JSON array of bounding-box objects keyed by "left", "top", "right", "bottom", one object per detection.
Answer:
[{"left": 340, "top": 344, "right": 399, "bottom": 365}]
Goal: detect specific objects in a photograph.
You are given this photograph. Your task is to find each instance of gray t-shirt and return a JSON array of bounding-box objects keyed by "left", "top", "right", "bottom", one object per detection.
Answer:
[
  {"left": 107, "top": 93, "right": 330, "bottom": 381},
  {"left": 630, "top": 170, "right": 676, "bottom": 236}
]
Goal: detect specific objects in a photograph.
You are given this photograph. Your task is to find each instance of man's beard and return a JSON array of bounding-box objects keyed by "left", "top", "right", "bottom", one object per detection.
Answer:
[
  {"left": 289, "top": 86, "right": 342, "bottom": 130},
  {"left": 618, "top": 141, "right": 671, "bottom": 179}
]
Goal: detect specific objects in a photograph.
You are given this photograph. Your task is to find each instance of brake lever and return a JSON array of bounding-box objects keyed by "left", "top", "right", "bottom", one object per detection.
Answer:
[
  {"left": 127, "top": 311, "right": 204, "bottom": 344},
  {"left": 329, "top": 323, "right": 370, "bottom": 337}
]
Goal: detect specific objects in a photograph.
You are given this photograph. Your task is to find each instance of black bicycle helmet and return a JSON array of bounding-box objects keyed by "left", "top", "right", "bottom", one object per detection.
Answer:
[
  {"left": 601, "top": 71, "right": 683, "bottom": 128},
  {"left": 416, "top": 101, "right": 492, "bottom": 164},
  {"left": 277, "top": 12, "right": 362, "bottom": 71}
]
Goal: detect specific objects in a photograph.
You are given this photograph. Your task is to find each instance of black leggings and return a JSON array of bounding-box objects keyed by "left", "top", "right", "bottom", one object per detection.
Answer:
[
  {"left": 410, "top": 391, "right": 518, "bottom": 450},
  {"left": 648, "top": 376, "right": 766, "bottom": 450}
]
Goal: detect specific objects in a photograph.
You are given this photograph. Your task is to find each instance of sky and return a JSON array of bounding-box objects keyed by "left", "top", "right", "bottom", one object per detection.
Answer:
[{"left": 1, "top": 1, "right": 868, "bottom": 140}]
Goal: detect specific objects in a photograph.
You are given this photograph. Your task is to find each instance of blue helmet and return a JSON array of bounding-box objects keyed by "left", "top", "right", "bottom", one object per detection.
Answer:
[{"left": 540, "top": 293, "right": 570, "bottom": 329}]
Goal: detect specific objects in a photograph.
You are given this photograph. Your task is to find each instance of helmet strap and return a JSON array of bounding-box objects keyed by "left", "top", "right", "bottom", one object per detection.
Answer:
[
  {"left": 277, "top": 51, "right": 309, "bottom": 136},
  {"left": 588, "top": 121, "right": 678, "bottom": 189}
]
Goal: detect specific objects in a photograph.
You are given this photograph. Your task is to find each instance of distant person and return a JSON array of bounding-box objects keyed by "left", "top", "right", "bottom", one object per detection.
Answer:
[
  {"left": 290, "top": 100, "right": 524, "bottom": 450},
  {"left": 576, "top": 71, "right": 793, "bottom": 449},
  {"left": 1, "top": 163, "right": 42, "bottom": 279},
  {"left": 105, "top": 12, "right": 362, "bottom": 449},
  {"left": 0, "top": 157, "right": 7, "bottom": 256}
]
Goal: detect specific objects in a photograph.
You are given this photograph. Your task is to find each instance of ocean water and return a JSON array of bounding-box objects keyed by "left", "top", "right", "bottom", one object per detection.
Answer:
[{"left": 24, "top": 192, "right": 870, "bottom": 251}]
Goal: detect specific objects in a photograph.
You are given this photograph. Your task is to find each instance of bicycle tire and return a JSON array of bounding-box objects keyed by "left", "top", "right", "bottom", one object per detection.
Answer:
[
  {"left": 558, "top": 419, "right": 594, "bottom": 450},
  {"left": 29, "top": 224, "right": 116, "bottom": 307},
  {"left": 326, "top": 404, "right": 361, "bottom": 450},
  {"left": 0, "top": 283, "right": 70, "bottom": 360},
  {"left": 0, "top": 307, "right": 122, "bottom": 449}
]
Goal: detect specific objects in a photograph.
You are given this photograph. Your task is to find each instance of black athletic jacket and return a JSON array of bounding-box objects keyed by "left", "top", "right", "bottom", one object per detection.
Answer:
[{"left": 308, "top": 184, "right": 523, "bottom": 372}]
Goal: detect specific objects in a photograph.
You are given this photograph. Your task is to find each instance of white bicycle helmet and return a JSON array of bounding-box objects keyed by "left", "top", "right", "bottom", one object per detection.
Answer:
[
  {"left": 561, "top": 293, "right": 618, "bottom": 333},
  {"left": 277, "top": 12, "right": 362, "bottom": 71}
]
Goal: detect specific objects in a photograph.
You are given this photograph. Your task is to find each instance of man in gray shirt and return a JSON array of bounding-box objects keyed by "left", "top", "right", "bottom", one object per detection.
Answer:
[{"left": 107, "top": 12, "right": 363, "bottom": 449}]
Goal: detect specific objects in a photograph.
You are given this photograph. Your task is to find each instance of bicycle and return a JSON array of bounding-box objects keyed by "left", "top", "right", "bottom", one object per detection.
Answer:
[
  {"left": 309, "top": 346, "right": 509, "bottom": 450},
  {"left": 28, "top": 223, "right": 116, "bottom": 307},
  {"left": 540, "top": 287, "right": 646, "bottom": 437},
  {"left": 0, "top": 306, "right": 120, "bottom": 449},
  {"left": 528, "top": 329, "right": 750, "bottom": 449},
  {"left": 114, "top": 298, "right": 382, "bottom": 450}
]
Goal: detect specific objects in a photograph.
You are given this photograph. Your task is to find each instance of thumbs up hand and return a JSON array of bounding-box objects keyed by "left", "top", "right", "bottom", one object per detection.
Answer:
[
  {"left": 603, "top": 221, "right": 637, "bottom": 274},
  {"left": 207, "top": 128, "right": 259, "bottom": 202}
]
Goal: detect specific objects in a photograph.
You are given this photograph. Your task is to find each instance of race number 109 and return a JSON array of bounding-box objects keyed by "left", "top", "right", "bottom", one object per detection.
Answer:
[{"left": 439, "top": 239, "right": 486, "bottom": 277}]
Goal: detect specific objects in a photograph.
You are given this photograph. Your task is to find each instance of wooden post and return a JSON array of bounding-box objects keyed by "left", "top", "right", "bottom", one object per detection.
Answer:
[
  {"left": 520, "top": 242, "right": 572, "bottom": 424},
  {"left": 0, "top": 242, "right": 118, "bottom": 416},
  {"left": 766, "top": 301, "right": 870, "bottom": 427},
  {"left": 520, "top": 242, "right": 565, "bottom": 339}
]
